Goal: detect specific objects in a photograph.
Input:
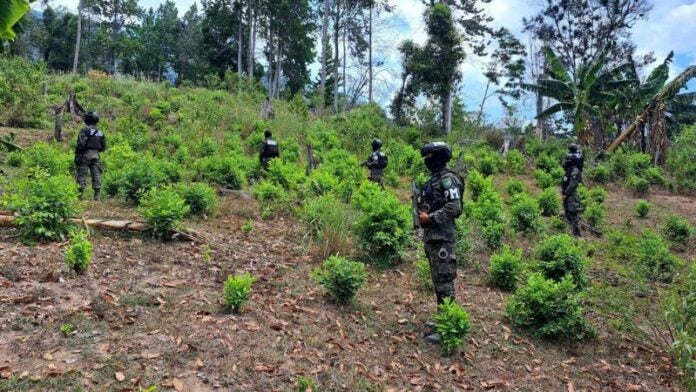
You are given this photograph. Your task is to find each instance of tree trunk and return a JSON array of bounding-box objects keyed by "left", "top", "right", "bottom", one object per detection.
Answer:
[
  {"left": 247, "top": 1, "right": 255, "bottom": 80},
  {"left": 72, "top": 0, "right": 83, "bottom": 74},
  {"left": 443, "top": 86, "right": 453, "bottom": 135},
  {"left": 237, "top": 6, "right": 243, "bottom": 86},
  {"left": 342, "top": 16, "right": 347, "bottom": 112},
  {"left": 332, "top": 1, "right": 340, "bottom": 114},
  {"left": 267, "top": 34, "right": 275, "bottom": 99},
  {"left": 319, "top": 0, "right": 330, "bottom": 114},
  {"left": 535, "top": 89, "right": 544, "bottom": 139},
  {"left": 368, "top": 2, "right": 373, "bottom": 103},
  {"left": 475, "top": 81, "right": 491, "bottom": 127},
  {"left": 274, "top": 41, "right": 282, "bottom": 99},
  {"left": 54, "top": 107, "right": 63, "bottom": 142}
]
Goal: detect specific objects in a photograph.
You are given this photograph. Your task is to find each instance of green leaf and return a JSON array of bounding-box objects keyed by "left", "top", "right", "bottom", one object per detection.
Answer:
[{"left": 0, "top": 0, "right": 30, "bottom": 40}]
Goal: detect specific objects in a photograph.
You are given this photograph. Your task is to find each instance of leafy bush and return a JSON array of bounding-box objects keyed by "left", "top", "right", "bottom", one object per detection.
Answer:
[
  {"left": 506, "top": 179, "right": 526, "bottom": 197},
  {"left": 537, "top": 188, "right": 561, "bottom": 217},
  {"left": 223, "top": 273, "right": 255, "bottom": 313},
  {"left": 0, "top": 57, "right": 47, "bottom": 128},
  {"left": 198, "top": 155, "right": 246, "bottom": 190},
  {"left": 482, "top": 222, "right": 506, "bottom": 250},
  {"left": 665, "top": 263, "right": 696, "bottom": 389},
  {"left": 644, "top": 167, "right": 665, "bottom": 186},
  {"left": 6, "top": 151, "right": 22, "bottom": 167},
  {"left": 2, "top": 168, "right": 80, "bottom": 242},
  {"left": 64, "top": 229, "right": 93, "bottom": 274},
  {"left": 434, "top": 298, "right": 471, "bottom": 356},
  {"left": 635, "top": 200, "right": 651, "bottom": 219},
  {"left": 478, "top": 154, "right": 499, "bottom": 176},
  {"left": 583, "top": 203, "right": 606, "bottom": 228},
  {"left": 308, "top": 168, "right": 341, "bottom": 197},
  {"left": 354, "top": 191, "right": 411, "bottom": 267},
  {"left": 535, "top": 153, "right": 558, "bottom": 173},
  {"left": 668, "top": 125, "right": 696, "bottom": 191},
  {"left": 467, "top": 169, "right": 493, "bottom": 202},
  {"left": 586, "top": 164, "right": 611, "bottom": 183},
  {"left": 252, "top": 180, "right": 290, "bottom": 203},
  {"left": 505, "top": 150, "right": 526, "bottom": 174},
  {"left": 510, "top": 194, "right": 542, "bottom": 235},
  {"left": 122, "top": 161, "right": 169, "bottom": 203},
  {"left": 312, "top": 256, "right": 368, "bottom": 305},
  {"left": 296, "top": 377, "right": 319, "bottom": 392},
  {"left": 241, "top": 220, "right": 254, "bottom": 234},
  {"left": 609, "top": 149, "right": 650, "bottom": 180},
  {"left": 535, "top": 234, "right": 588, "bottom": 289},
  {"left": 505, "top": 273, "right": 595, "bottom": 341},
  {"left": 138, "top": 187, "right": 189, "bottom": 239},
  {"left": 662, "top": 215, "right": 694, "bottom": 245},
  {"left": 413, "top": 258, "right": 433, "bottom": 291},
  {"left": 487, "top": 246, "right": 524, "bottom": 291},
  {"left": 304, "top": 195, "right": 356, "bottom": 258},
  {"left": 265, "top": 159, "right": 307, "bottom": 191},
  {"left": 637, "top": 230, "right": 681, "bottom": 282},
  {"left": 627, "top": 175, "right": 649, "bottom": 196},
  {"left": 21, "top": 142, "right": 71, "bottom": 176},
  {"left": 578, "top": 186, "right": 607, "bottom": 207},
  {"left": 175, "top": 183, "right": 217, "bottom": 217},
  {"left": 533, "top": 169, "right": 556, "bottom": 189},
  {"left": 547, "top": 216, "right": 568, "bottom": 234}
]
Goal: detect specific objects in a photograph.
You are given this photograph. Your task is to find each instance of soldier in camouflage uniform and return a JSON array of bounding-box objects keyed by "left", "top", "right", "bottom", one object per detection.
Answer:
[
  {"left": 75, "top": 112, "right": 106, "bottom": 201},
  {"left": 363, "top": 138, "right": 388, "bottom": 188},
  {"left": 259, "top": 130, "right": 280, "bottom": 169},
  {"left": 417, "top": 142, "right": 465, "bottom": 342},
  {"left": 561, "top": 144, "right": 584, "bottom": 237}
]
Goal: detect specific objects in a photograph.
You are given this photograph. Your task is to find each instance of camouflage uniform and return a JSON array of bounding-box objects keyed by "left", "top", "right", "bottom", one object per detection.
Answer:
[
  {"left": 562, "top": 166, "right": 582, "bottom": 237},
  {"left": 259, "top": 137, "right": 279, "bottom": 169},
  {"left": 75, "top": 125, "right": 106, "bottom": 198},
  {"left": 420, "top": 169, "right": 464, "bottom": 304},
  {"left": 365, "top": 150, "right": 387, "bottom": 187}
]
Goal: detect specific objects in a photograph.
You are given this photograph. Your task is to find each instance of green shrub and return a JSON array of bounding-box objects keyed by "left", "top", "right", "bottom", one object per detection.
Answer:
[
  {"left": 537, "top": 188, "right": 561, "bottom": 217},
  {"left": 138, "top": 187, "right": 189, "bottom": 239},
  {"left": 505, "top": 273, "right": 595, "bottom": 341},
  {"left": 533, "top": 169, "right": 556, "bottom": 189},
  {"left": 265, "top": 159, "right": 306, "bottom": 191},
  {"left": 637, "top": 230, "right": 681, "bottom": 282},
  {"left": 198, "top": 137, "right": 218, "bottom": 157},
  {"left": 296, "top": 377, "right": 319, "bottom": 392},
  {"left": 175, "top": 182, "right": 217, "bottom": 217},
  {"left": 478, "top": 154, "right": 499, "bottom": 176},
  {"left": 198, "top": 155, "right": 246, "bottom": 190},
  {"left": 578, "top": 186, "right": 607, "bottom": 207},
  {"left": 505, "top": 179, "right": 526, "bottom": 197},
  {"left": 487, "top": 246, "right": 524, "bottom": 291},
  {"left": 665, "top": 263, "right": 696, "bottom": 389},
  {"left": 223, "top": 273, "right": 255, "bottom": 313},
  {"left": 252, "top": 180, "right": 290, "bottom": 203},
  {"left": 606, "top": 230, "right": 639, "bottom": 261},
  {"left": 0, "top": 57, "right": 47, "bottom": 128},
  {"left": 535, "top": 234, "right": 588, "bottom": 289},
  {"left": 644, "top": 167, "right": 665, "bottom": 186},
  {"left": 2, "top": 168, "right": 80, "bottom": 242},
  {"left": 662, "top": 215, "right": 694, "bottom": 245},
  {"left": 305, "top": 195, "right": 356, "bottom": 258},
  {"left": 312, "top": 256, "right": 368, "bottom": 305},
  {"left": 627, "top": 175, "right": 649, "bottom": 196},
  {"left": 467, "top": 169, "right": 492, "bottom": 202},
  {"left": 482, "top": 222, "right": 506, "bottom": 250},
  {"left": 60, "top": 323, "right": 74, "bottom": 337},
  {"left": 547, "top": 216, "right": 568, "bottom": 234},
  {"left": 586, "top": 164, "right": 611, "bottom": 183},
  {"left": 668, "top": 125, "right": 696, "bottom": 191},
  {"left": 64, "top": 229, "right": 93, "bottom": 274},
  {"left": 354, "top": 191, "right": 411, "bottom": 267},
  {"left": 510, "top": 194, "right": 542, "bottom": 235},
  {"left": 535, "top": 153, "right": 557, "bottom": 173},
  {"left": 241, "top": 220, "right": 254, "bottom": 234},
  {"left": 308, "top": 168, "right": 341, "bottom": 197},
  {"left": 414, "top": 258, "right": 434, "bottom": 291},
  {"left": 505, "top": 150, "right": 526, "bottom": 174},
  {"left": 6, "top": 151, "right": 22, "bottom": 167},
  {"left": 122, "top": 161, "right": 168, "bottom": 204},
  {"left": 434, "top": 298, "right": 471, "bottom": 356},
  {"left": 634, "top": 200, "right": 651, "bottom": 219},
  {"left": 467, "top": 188, "right": 505, "bottom": 226},
  {"left": 583, "top": 203, "right": 605, "bottom": 228},
  {"left": 21, "top": 142, "right": 71, "bottom": 176}
]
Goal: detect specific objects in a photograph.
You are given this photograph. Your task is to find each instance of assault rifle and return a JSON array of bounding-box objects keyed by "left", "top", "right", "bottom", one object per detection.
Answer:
[{"left": 411, "top": 181, "right": 420, "bottom": 230}]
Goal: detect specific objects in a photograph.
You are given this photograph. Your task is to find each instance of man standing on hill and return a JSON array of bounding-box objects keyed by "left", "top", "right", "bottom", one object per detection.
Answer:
[
  {"left": 562, "top": 144, "right": 584, "bottom": 237},
  {"left": 259, "top": 130, "right": 279, "bottom": 169},
  {"left": 417, "top": 142, "right": 464, "bottom": 343},
  {"left": 75, "top": 111, "right": 106, "bottom": 201},
  {"left": 363, "top": 138, "right": 388, "bottom": 187}
]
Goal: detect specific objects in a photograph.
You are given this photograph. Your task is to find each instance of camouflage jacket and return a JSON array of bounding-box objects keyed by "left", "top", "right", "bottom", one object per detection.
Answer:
[
  {"left": 562, "top": 167, "right": 582, "bottom": 197},
  {"left": 420, "top": 168, "right": 464, "bottom": 242}
]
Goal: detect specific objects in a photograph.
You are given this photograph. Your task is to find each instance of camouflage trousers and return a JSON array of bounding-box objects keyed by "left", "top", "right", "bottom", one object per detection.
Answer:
[
  {"left": 368, "top": 169, "right": 384, "bottom": 188},
  {"left": 424, "top": 240, "right": 457, "bottom": 305},
  {"left": 564, "top": 194, "right": 581, "bottom": 237},
  {"left": 76, "top": 155, "right": 102, "bottom": 191}
]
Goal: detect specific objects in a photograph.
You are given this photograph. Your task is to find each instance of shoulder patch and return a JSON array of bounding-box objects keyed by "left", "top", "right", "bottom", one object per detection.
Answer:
[{"left": 441, "top": 177, "right": 453, "bottom": 189}]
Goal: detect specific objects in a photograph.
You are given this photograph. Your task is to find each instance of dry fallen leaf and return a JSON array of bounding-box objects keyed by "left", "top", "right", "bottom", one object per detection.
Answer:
[
  {"left": 42, "top": 352, "right": 53, "bottom": 361},
  {"left": 114, "top": 372, "right": 125, "bottom": 382},
  {"left": 140, "top": 352, "right": 161, "bottom": 359},
  {"left": 172, "top": 377, "right": 184, "bottom": 391}
]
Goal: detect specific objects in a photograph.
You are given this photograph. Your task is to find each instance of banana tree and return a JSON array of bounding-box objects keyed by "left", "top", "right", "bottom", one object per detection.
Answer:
[
  {"left": 522, "top": 46, "right": 634, "bottom": 147},
  {"left": 608, "top": 65, "right": 696, "bottom": 164},
  {"left": 0, "top": 0, "right": 30, "bottom": 42}
]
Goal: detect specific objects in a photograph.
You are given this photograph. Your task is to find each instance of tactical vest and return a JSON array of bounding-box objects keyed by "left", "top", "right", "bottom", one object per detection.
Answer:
[
  {"left": 372, "top": 151, "right": 388, "bottom": 170},
  {"left": 85, "top": 128, "right": 105, "bottom": 151},
  {"left": 421, "top": 169, "right": 464, "bottom": 217},
  {"left": 263, "top": 139, "right": 279, "bottom": 158}
]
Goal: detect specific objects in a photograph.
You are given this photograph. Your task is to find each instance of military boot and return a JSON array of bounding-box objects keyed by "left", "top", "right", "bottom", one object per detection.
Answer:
[
  {"left": 424, "top": 332, "right": 441, "bottom": 343},
  {"left": 93, "top": 188, "right": 101, "bottom": 201}
]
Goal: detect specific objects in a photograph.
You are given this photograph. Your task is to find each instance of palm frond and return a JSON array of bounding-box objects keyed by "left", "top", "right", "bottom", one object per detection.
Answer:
[
  {"left": 0, "top": 0, "right": 30, "bottom": 40},
  {"left": 536, "top": 102, "right": 574, "bottom": 119},
  {"left": 542, "top": 46, "right": 572, "bottom": 85},
  {"left": 657, "top": 66, "right": 696, "bottom": 101}
]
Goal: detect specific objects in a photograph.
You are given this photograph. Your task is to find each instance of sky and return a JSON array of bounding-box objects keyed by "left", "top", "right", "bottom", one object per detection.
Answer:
[{"left": 42, "top": 0, "right": 696, "bottom": 125}]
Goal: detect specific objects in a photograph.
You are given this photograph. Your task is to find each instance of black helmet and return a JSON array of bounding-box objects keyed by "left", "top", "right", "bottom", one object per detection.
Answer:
[
  {"left": 84, "top": 112, "right": 99, "bottom": 125},
  {"left": 371, "top": 138, "right": 382, "bottom": 150},
  {"left": 264, "top": 130, "right": 272, "bottom": 138},
  {"left": 421, "top": 141, "right": 452, "bottom": 171},
  {"left": 568, "top": 143, "right": 580, "bottom": 153}
]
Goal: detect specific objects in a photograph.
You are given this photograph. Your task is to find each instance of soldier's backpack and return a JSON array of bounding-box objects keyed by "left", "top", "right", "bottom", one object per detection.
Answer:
[
  {"left": 376, "top": 151, "right": 388, "bottom": 170},
  {"left": 264, "top": 139, "right": 280, "bottom": 158}
]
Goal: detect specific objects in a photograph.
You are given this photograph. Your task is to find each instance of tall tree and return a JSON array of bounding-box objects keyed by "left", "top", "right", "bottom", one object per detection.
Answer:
[
  {"left": 523, "top": 0, "right": 652, "bottom": 77},
  {"left": 72, "top": 0, "right": 83, "bottom": 73},
  {"left": 176, "top": 3, "right": 204, "bottom": 82},
  {"left": 87, "top": 0, "right": 140, "bottom": 74}
]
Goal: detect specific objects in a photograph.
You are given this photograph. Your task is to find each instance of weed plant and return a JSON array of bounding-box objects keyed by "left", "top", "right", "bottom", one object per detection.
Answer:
[
  {"left": 312, "top": 256, "right": 368, "bottom": 305},
  {"left": 487, "top": 246, "right": 525, "bottom": 291},
  {"left": 434, "top": 298, "right": 471, "bottom": 356},
  {"left": 223, "top": 273, "right": 255, "bottom": 313},
  {"left": 65, "top": 229, "right": 93, "bottom": 274}
]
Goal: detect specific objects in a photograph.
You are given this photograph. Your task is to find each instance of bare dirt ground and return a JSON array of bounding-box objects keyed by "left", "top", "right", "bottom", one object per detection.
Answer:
[{"left": 1, "top": 181, "right": 693, "bottom": 392}]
